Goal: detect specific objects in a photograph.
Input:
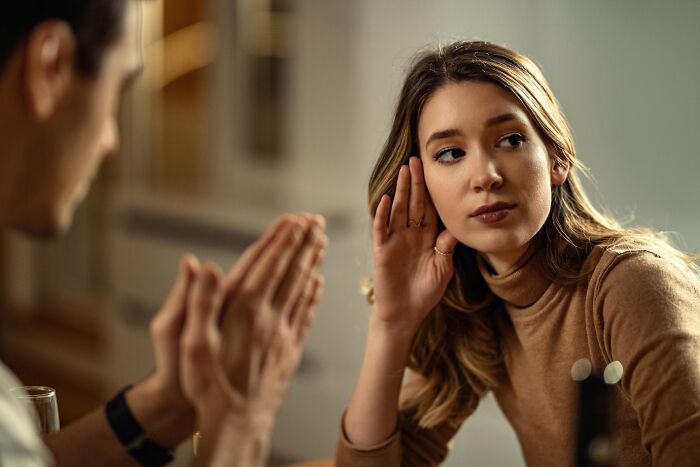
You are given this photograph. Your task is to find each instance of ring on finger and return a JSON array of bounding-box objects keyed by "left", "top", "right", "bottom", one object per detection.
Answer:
[
  {"left": 407, "top": 217, "right": 424, "bottom": 228},
  {"left": 434, "top": 246, "right": 454, "bottom": 256}
]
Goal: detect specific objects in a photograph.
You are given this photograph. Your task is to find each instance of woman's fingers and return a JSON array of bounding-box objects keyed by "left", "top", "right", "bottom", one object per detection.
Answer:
[
  {"left": 389, "top": 165, "right": 410, "bottom": 232},
  {"left": 373, "top": 194, "right": 391, "bottom": 244},
  {"left": 423, "top": 192, "right": 437, "bottom": 227},
  {"left": 434, "top": 230, "right": 459, "bottom": 267},
  {"left": 408, "top": 157, "right": 425, "bottom": 227}
]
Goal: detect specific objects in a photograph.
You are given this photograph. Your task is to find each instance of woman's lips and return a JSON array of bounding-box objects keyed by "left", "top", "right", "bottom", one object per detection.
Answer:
[
  {"left": 472, "top": 208, "right": 512, "bottom": 224},
  {"left": 470, "top": 202, "right": 516, "bottom": 224}
]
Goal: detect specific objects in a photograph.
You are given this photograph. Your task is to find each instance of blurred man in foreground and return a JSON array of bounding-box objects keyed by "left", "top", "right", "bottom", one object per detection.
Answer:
[{"left": 0, "top": 1, "right": 327, "bottom": 465}]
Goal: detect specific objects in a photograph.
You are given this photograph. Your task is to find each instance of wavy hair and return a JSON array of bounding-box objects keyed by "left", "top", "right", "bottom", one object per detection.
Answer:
[{"left": 368, "top": 40, "right": 699, "bottom": 428}]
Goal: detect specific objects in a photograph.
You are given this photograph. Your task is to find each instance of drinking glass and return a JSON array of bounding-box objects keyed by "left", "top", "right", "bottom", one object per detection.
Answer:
[{"left": 10, "top": 386, "right": 61, "bottom": 434}]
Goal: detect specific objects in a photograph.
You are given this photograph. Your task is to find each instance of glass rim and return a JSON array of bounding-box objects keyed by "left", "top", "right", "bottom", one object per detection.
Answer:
[{"left": 9, "top": 386, "right": 56, "bottom": 399}]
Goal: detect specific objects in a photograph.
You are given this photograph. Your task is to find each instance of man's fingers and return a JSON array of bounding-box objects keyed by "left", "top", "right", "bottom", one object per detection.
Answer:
[
  {"left": 161, "top": 254, "right": 198, "bottom": 318},
  {"left": 275, "top": 226, "right": 328, "bottom": 322},
  {"left": 180, "top": 264, "right": 230, "bottom": 399},
  {"left": 224, "top": 215, "right": 296, "bottom": 293},
  {"left": 221, "top": 223, "right": 306, "bottom": 395},
  {"left": 293, "top": 273, "right": 324, "bottom": 345},
  {"left": 185, "top": 263, "right": 224, "bottom": 347},
  {"left": 283, "top": 238, "right": 327, "bottom": 326},
  {"left": 313, "top": 213, "right": 326, "bottom": 230},
  {"left": 150, "top": 253, "right": 198, "bottom": 344},
  {"left": 218, "top": 212, "right": 326, "bottom": 396},
  {"left": 225, "top": 213, "right": 327, "bottom": 295},
  {"left": 239, "top": 217, "right": 308, "bottom": 302}
]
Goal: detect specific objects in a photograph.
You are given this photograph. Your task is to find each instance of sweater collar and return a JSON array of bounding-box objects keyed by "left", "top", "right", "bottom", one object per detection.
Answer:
[{"left": 477, "top": 246, "right": 551, "bottom": 307}]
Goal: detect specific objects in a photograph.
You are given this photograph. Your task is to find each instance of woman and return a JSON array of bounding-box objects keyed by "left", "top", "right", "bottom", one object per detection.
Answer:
[{"left": 336, "top": 41, "right": 700, "bottom": 466}]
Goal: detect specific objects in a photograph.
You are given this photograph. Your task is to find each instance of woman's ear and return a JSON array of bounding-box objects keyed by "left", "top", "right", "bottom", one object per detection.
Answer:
[
  {"left": 551, "top": 160, "right": 569, "bottom": 186},
  {"left": 23, "top": 20, "right": 76, "bottom": 121},
  {"left": 547, "top": 145, "right": 569, "bottom": 186}
]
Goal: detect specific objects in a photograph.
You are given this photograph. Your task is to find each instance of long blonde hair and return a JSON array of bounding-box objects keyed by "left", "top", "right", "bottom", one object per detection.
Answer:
[{"left": 368, "top": 40, "right": 699, "bottom": 428}]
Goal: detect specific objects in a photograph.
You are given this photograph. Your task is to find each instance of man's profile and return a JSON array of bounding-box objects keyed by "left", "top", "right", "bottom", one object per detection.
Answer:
[{"left": 0, "top": 1, "right": 327, "bottom": 466}]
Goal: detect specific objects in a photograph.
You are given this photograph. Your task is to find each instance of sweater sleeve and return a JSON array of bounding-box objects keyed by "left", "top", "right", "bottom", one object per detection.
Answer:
[
  {"left": 594, "top": 250, "right": 700, "bottom": 465},
  {"left": 335, "top": 372, "right": 465, "bottom": 466}
]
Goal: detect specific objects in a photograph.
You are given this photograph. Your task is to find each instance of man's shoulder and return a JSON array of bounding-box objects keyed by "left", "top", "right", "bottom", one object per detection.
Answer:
[{"left": 0, "top": 360, "right": 52, "bottom": 466}]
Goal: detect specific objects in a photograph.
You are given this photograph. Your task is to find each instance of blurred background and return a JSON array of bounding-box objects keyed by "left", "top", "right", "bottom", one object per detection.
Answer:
[{"left": 1, "top": 0, "right": 699, "bottom": 465}]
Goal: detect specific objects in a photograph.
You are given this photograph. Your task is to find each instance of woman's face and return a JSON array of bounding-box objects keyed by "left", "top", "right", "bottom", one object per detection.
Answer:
[{"left": 418, "top": 81, "right": 567, "bottom": 273}]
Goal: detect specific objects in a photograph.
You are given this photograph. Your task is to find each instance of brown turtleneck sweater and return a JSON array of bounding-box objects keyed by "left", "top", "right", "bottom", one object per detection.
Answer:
[{"left": 336, "top": 244, "right": 700, "bottom": 466}]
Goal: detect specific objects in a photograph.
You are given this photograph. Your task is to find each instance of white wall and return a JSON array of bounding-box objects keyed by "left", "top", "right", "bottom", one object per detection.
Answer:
[{"left": 538, "top": 0, "right": 700, "bottom": 250}]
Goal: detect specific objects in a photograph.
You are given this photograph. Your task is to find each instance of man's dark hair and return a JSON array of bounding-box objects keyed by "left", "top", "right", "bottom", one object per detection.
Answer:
[{"left": 0, "top": 0, "right": 128, "bottom": 75}]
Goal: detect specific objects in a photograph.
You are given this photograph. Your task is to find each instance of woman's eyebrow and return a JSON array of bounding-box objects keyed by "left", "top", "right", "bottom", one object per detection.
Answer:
[
  {"left": 424, "top": 113, "right": 525, "bottom": 150},
  {"left": 425, "top": 128, "right": 463, "bottom": 150},
  {"left": 484, "top": 112, "right": 519, "bottom": 128}
]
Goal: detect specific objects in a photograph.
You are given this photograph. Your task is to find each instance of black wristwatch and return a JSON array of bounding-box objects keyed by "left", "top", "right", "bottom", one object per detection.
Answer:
[{"left": 105, "top": 386, "right": 175, "bottom": 466}]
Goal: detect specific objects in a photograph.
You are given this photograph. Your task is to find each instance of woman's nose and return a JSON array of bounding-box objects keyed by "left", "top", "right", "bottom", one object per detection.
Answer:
[{"left": 469, "top": 152, "right": 503, "bottom": 193}]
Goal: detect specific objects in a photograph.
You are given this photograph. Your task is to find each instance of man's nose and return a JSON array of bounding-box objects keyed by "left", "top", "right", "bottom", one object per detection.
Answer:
[{"left": 101, "top": 119, "right": 119, "bottom": 156}]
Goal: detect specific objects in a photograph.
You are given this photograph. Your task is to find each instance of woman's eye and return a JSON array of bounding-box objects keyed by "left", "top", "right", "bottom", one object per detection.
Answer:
[
  {"left": 497, "top": 133, "right": 527, "bottom": 149},
  {"left": 434, "top": 147, "right": 466, "bottom": 163}
]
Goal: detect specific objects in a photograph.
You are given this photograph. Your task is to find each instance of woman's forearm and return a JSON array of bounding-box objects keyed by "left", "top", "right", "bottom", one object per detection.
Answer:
[{"left": 344, "top": 312, "right": 415, "bottom": 447}]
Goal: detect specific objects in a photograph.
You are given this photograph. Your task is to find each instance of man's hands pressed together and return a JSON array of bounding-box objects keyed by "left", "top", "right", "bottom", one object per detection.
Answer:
[
  {"left": 43, "top": 213, "right": 327, "bottom": 467},
  {"left": 178, "top": 213, "right": 327, "bottom": 466}
]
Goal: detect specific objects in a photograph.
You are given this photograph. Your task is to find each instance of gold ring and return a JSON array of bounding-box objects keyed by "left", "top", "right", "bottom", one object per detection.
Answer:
[
  {"left": 407, "top": 217, "right": 424, "bottom": 228},
  {"left": 434, "top": 246, "right": 454, "bottom": 256}
]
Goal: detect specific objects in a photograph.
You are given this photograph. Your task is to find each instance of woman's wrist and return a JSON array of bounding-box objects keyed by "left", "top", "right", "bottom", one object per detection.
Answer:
[
  {"left": 369, "top": 309, "right": 419, "bottom": 347},
  {"left": 344, "top": 314, "right": 413, "bottom": 446},
  {"left": 364, "top": 314, "right": 417, "bottom": 379}
]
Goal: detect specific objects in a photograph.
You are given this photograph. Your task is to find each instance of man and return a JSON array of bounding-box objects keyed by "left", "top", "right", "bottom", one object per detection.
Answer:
[{"left": 0, "top": 1, "right": 327, "bottom": 466}]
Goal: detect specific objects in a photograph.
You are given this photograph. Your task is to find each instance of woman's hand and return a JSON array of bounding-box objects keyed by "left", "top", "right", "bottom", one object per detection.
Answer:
[
  {"left": 372, "top": 157, "right": 458, "bottom": 336},
  {"left": 342, "top": 159, "right": 458, "bottom": 448}
]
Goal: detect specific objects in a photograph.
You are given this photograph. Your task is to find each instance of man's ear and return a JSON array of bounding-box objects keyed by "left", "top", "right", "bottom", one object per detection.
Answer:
[{"left": 23, "top": 21, "right": 76, "bottom": 121}]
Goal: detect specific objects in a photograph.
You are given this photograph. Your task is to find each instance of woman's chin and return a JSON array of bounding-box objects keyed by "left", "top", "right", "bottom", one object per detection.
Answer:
[{"left": 460, "top": 234, "right": 533, "bottom": 258}]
